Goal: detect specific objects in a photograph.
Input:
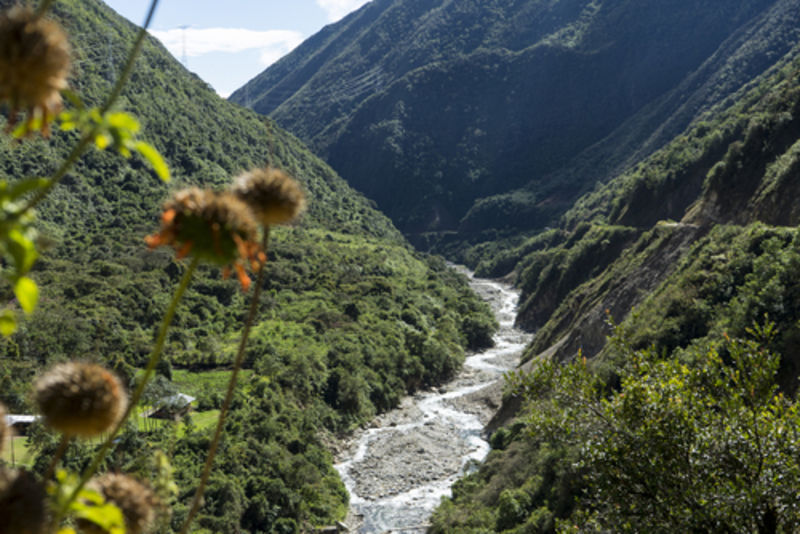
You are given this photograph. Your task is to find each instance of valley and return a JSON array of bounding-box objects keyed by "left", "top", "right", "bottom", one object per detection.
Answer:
[
  {"left": 335, "top": 271, "right": 531, "bottom": 533},
  {"left": 2, "top": 0, "right": 800, "bottom": 532}
]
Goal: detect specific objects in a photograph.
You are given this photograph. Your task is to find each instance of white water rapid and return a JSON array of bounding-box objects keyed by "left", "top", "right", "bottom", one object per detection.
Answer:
[{"left": 334, "top": 269, "right": 533, "bottom": 533}]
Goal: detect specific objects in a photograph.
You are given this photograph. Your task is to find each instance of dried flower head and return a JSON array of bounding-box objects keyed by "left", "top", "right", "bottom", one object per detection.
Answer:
[
  {"left": 34, "top": 362, "right": 127, "bottom": 438},
  {"left": 0, "top": 467, "right": 48, "bottom": 534},
  {"left": 78, "top": 473, "right": 160, "bottom": 534},
  {"left": 145, "top": 187, "right": 264, "bottom": 290},
  {"left": 0, "top": 5, "right": 70, "bottom": 136},
  {"left": 231, "top": 167, "right": 306, "bottom": 226}
]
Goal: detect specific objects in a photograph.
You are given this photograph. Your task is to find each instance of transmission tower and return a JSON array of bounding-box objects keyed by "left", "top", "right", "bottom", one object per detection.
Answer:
[{"left": 179, "top": 25, "right": 190, "bottom": 67}]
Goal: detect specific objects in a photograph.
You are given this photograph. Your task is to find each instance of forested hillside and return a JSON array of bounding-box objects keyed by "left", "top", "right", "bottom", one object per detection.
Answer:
[
  {"left": 0, "top": 1, "right": 496, "bottom": 531},
  {"left": 430, "top": 25, "right": 800, "bottom": 534},
  {"left": 230, "top": 0, "right": 800, "bottom": 530},
  {"left": 232, "top": 0, "right": 798, "bottom": 247}
]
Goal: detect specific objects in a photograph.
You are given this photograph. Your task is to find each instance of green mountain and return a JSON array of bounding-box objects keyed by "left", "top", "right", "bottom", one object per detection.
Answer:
[
  {"left": 0, "top": 0, "right": 496, "bottom": 531},
  {"left": 231, "top": 0, "right": 800, "bottom": 529},
  {"left": 430, "top": 23, "right": 800, "bottom": 534},
  {"left": 230, "top": 0, "right": 797, "bottom": 245}
]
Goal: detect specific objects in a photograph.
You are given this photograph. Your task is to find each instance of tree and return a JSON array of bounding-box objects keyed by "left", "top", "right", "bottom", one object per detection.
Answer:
[{"left": 511, "top": 322, "right": 800, "bottom": 533}]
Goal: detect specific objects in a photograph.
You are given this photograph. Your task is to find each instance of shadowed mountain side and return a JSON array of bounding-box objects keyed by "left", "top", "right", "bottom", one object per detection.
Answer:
[{"left": 232, "top": 0, "right": 790, "bottom": 245}]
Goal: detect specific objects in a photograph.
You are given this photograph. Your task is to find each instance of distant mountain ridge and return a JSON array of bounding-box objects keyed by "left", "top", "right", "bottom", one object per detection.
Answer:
[{"left": 231, "top": 0, "right": 796, "bottom": 242}]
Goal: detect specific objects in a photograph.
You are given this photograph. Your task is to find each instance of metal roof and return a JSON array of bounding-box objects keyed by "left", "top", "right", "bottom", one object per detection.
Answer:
[{"left": 5, "top": 415, "right": 40, "bottom": 425}]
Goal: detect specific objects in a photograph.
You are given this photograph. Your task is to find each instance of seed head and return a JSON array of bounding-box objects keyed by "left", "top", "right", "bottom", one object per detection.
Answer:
[
  {"left": 145, "top": 187, "right": 264, "bottom": 290},
  {"left": 34, "top": 362, "right": 127, "bottom": 438},
  {"left": 231, "top": 167, "right": 306, "bottom": 226},
  {"left": 0, "top": 5, "right": 70, "bottom": 136},
  {"left": 0, "top": 467, "right": 48, "bottom": 534},
  {"left": 79, "top": 473, "right": 160, "bottom": 534}
]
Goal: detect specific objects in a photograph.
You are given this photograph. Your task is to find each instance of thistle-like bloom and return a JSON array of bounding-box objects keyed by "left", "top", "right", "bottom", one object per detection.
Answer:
[
  {"left": 79, "top": 473, "right": 160, "bottom": 534},
  {"left": 0, "top": 467, "right": 48, "bottom": 534},
  {"left": 34, "top": 362, "right": 127, "bottom": 438},
  {"left": 231, "top": 167, "right": 306, "bottom": 226},
  {"left": 145, "top": 187, "right": 264, "bottom": 291},
  {"left": 0, "top": 5, "right": 70, "bottom": 136}
]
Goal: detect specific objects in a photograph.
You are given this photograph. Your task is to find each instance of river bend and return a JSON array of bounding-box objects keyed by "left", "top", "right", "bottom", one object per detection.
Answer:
[{"left": 334, "top": 270, "right": 532, "bottom": 533}]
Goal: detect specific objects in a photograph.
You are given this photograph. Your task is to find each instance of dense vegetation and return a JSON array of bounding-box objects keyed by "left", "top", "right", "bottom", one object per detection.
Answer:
[
  {"left": 4, "top": 0, "right": 800, "bottom": 530},
  {"left": 429, "top": 24, "right": 800, "bottom": 534},
  {"left": 232, "top": 0, "right": 799, "bottom": 249},
  {"left": 432, "top": 320, "right": 800, "bottom": 533},
  {"left": 0, "top": 0, "right": 497, "bottom": 531},
  {"left": 228, "top": 0, "right": 800, "bottom": 529}
]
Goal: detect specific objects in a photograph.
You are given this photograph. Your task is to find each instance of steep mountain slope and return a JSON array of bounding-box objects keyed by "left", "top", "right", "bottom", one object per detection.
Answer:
[
  {"left": 430, "top": 34, "right": 800, "bottom": 534},
  {"left": 510, "top": 46, "right": 800, "bottom": 361},
  {"left": 231, "top": 0, "right": 797, "bottom": 246},
  {"left": 229, "top": 1, "right": 800, "bottom": 529},
  {"left": 0, "top": 0, "right": 496, "bottom": 531}
]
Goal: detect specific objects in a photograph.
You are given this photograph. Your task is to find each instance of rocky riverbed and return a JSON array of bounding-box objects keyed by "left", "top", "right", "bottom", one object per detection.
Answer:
[{"left": 334, "top": 271, "right": 532, "bottom": 533}]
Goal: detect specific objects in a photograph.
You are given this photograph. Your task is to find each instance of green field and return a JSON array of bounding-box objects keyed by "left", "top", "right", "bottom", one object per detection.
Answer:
[
  {"left": 3, "top": 435, "right": 33, "bottom": 467},
  {"left": 172, "top": 369, "right": 253, "bottom": 398}
]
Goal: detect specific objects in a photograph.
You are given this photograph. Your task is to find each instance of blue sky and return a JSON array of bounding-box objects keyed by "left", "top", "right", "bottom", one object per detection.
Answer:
[{"left": 104, "top": 0, "right": 371, "bottom": 97}]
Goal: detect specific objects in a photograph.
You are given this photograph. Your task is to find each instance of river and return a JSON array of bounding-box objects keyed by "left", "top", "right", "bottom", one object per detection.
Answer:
[{"left": 334, "top": 270, "right": 532, "bottom": 533}]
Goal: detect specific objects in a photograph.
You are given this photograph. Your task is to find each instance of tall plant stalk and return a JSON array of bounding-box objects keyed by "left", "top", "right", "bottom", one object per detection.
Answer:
[
  {"left": 179, "top": 228, "right": 272, "bottom": 534},
  {"left": 30, "top": 0, "right": 166, "bottom": 501},
  {"left": 53, "top": 257, "right": 198, "bottom": 524}
]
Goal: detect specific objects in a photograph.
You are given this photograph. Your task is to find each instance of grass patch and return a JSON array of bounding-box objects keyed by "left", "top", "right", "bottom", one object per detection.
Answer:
[
  {"left": 172, "top": 369, "right": 253, "bottom": 398},
  {"left": 189, "top": 410, "right": 221, "bottom": 432},
  {"left": 3, "top": 436, "right": 34, "bottom": 467}
]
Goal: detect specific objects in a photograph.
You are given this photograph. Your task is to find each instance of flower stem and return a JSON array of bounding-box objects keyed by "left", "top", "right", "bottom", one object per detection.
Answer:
[
  {"left": 179, "top": 228, "right": 271, "bottom": 534},
  {"left": 43, "top": 435, "right": 70, "bottom": 481},
  {"left": 99, "top": 0, "right": 160, "bottom": 116},
  {"left": 34, "top": 0, "right": 54, "bottom": 18},
  {"left": 55, "top": 257, "right": 198, "bottom": 524}
]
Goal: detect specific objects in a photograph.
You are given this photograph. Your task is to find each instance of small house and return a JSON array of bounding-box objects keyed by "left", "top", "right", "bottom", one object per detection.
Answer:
[
  {"left": 148, "top": 393, "right": 196, "bottom": 420},
  {"left": 4, "top": 414, "right": 40, "bottom": 436}
]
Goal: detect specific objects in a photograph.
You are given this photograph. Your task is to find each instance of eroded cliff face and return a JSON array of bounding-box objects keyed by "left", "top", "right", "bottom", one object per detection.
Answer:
[
  {"left": 522, "top": 223, "right": 706, "bottom": 364},
  {"left": 509, "top": 47, "right": 800, "bottom": 367}
]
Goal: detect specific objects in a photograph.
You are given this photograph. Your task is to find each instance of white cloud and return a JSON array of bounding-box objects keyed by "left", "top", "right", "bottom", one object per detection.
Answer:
[
  {"left": 316, "top": 0, "right": 371, "bottom": 22},
  {"left": 149, "top": 27, "right": 304, "bottom": 66}
]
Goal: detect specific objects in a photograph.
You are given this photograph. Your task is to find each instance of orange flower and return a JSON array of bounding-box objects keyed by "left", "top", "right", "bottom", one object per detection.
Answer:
[
  {"left": 146, "top": 188, "right": 264, "bottom": 290},
  {"left": 0, "top": 6, "right": 70, "bottom": 136}
]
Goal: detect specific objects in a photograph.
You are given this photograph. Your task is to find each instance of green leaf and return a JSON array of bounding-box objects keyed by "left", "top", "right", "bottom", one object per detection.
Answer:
[
  {"left": 74, "top": 488, "right": 105, "bottom": 506},
  {"left": 107, "top": 111, "right": 140, "bottom": 133},
  {"left": 134, "top": 141, "right": 171, "bottom": 182},
  {"left": 8, "top": 177, "right": 49, "bottom": 201},
  {"left": 11, "top": 119, "right": 34, "bottom": 139},
  {"left": 73, "top": 500, "right": 126, "bottom": 531},
  {"left": 89, "top": 108, "right": 103, "bottom": 123},
  {"left": 94, "top": 133, "right": 111, "bottom": 150},
  {"left": 14, "top": 276, "right": 38, "bottom": 314},
  {"left": 6, "top": 228, "right": 37, "bottom": 274},
  {"left": 0, "top": 310, "right": 16, "bottom": 336}
]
